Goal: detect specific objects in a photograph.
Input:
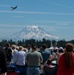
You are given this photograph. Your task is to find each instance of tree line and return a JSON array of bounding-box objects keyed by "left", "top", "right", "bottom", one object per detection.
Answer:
[{"left": 0, "top": 38, "right": 74, "bottom": 48}]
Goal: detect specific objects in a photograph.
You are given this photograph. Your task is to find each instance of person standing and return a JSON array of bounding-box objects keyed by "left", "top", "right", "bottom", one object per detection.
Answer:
[
  {"left": 26, "top": 44, "right": 43, "bottom": 75},
  {"left": 39, "top": 44, "right": 50, "bottom": 64},
  {"left": 4, "top": 43, "right": 12, "bottom": 65},
  {"left": 12, "top": 45, "right": 18, "bottom": 64},
  {"left": 14, "top": 46, "right": 27, "bottom": 75},
  {"left": 0, "top": 47, "right": 7, "bottom": 75},
  {"left": 57, "top": 43, "right": 74, "bottom": 75},
  {"left": 38, "top": 44, "right": 50, "bottom": 75}
]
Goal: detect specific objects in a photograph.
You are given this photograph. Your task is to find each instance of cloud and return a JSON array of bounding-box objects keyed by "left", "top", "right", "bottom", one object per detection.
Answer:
[
  {"left": 0, "top": 24, "right": 25, "bottom": 27},
  {"left": 41, "top": 26, "right": 56, "bottom": 31},
  {"left": 0, "top": 4, "right": 10, "bottom": 7},
  {"left": 39, "top": 24, "right": 74, "bottom": 31},
  {"left": 50, "top": 1, "right": 73, "bottom": 9},
  {"left": 42, "top": 0, "right": 72, "bottom": 9},
  {"left": 0, "top": 10, "right": 74, "bottom": 15},
  {"left": 32, "top": 20, "right": 74, "bottom": 25},
  {"left": 14, "top": 16, "right": 24, "bottom": 18}
]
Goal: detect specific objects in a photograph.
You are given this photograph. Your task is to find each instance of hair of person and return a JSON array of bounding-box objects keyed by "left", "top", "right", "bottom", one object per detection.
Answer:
[
  {"left": 6, "top": 43, "right": 10, "bottom": 47},
  {"left": 46, "top": 59, "right": 52, "bottom": 65},
  {"left": 12, "top": 45, "right": 16, "bottom": 49},
  {"left": 31, "top": 44, "right": 37, "bottom": 50},
  {"left": 64, "top": 43, "right": 74, "bottom": 68},
  {"left": 42, "top": 44, "right": 46, "bottom": 49},
  {"left": 58, "top": 49, "right": 63, "bottom": 53},
  {"left": 19, "top": 46, "right": 23, "bottom": 50}
]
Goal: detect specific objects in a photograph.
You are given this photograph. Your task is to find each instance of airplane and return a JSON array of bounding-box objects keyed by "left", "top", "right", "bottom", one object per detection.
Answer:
[{"left": 11, "top": 5, "right": 18, "bottom": 10}]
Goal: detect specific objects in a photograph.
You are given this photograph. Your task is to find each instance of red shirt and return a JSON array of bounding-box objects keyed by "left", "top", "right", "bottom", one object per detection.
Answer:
[{"left": 57, "top": 54, "right": 74, "bottom": 75}]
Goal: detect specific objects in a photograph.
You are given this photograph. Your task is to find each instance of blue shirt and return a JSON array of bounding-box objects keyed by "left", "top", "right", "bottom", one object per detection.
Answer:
[{"left": 39, "top": 50, "right": 50, "bottom": 64}]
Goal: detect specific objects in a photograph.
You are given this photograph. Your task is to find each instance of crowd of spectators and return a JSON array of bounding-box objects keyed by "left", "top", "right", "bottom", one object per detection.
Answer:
[{"left": 0, "top": 42, "right": 74, "bottom": 75}]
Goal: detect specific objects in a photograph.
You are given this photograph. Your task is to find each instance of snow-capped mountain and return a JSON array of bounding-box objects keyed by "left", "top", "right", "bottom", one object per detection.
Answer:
[{"left": 12, "top": 26, "right": 59, "bottom": 41}]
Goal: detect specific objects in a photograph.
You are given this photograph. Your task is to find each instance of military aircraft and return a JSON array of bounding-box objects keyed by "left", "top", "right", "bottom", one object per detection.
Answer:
[{"left": 11, "top": 5, "right": 18, "bottom": 10}]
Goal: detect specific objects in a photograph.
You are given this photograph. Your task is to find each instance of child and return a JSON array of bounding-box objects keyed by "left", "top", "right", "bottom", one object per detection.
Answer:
[{"left": 44, "top": 59, "right": 57, "bottom": 75}]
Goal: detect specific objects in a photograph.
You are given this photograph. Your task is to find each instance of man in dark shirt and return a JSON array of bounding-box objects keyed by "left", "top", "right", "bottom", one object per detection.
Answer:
[
  {"left": 39, "top": 44, "right": 50, "bottom": 64},
  {"left": 4, "top": 43, "right": 12, "bottom": 65},
  {"left": 0, "top": 47, "right": 7, "bottom": 75},
  {"left": 39, "top": 44, "right": 50, "bottom": 75}
]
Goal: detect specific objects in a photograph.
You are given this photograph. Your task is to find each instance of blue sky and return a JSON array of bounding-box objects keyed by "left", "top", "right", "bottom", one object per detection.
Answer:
[{"left": 0, "top": 0, "right": 74, "bottom": 41}]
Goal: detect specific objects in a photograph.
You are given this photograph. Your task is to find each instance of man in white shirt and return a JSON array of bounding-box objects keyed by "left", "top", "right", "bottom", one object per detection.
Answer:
[
  {"left": 12, "top": 45, "right": 18, "bottom": 64},
  {"left": 13, "top": 46, "right": 27, "bottom": 75}
]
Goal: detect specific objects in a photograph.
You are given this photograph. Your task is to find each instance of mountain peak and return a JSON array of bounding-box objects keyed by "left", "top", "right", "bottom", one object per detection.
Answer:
[
  {"left": 12, "top": 26, "right": 59, "bottom": 41},
  {"left": 23, "top": 26, "right": 39, "bottom": 32},
  {"left": 27, "top": 26, "right": 38, "bottom": 28}
]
